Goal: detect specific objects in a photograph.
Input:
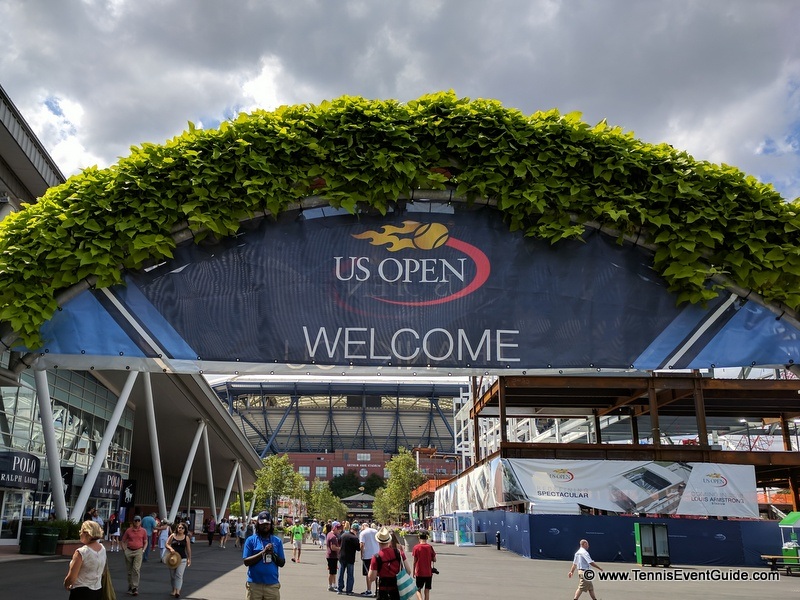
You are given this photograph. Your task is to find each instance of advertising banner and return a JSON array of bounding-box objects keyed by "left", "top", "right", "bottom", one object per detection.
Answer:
[
  {"left": 0, "top": 451, "right": 40, "bottom": 491},
  {"left": 37, "top": 206, "right": 800, "bottom": 372},
  {"left": 435, "top": 458, "right": 759, "bottom": 518},
  {"left": 90, "top": 470, "right": 123, "bottom": 499}
]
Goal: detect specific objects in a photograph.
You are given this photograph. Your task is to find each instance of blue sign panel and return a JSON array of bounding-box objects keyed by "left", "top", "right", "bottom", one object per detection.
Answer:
[{"left": 34, "top": 206, "right": 800, "bottom": 372}]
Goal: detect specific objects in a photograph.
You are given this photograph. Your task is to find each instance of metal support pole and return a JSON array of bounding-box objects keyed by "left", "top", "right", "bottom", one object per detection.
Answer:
[
  {"left": 248, "top": 486, "right": 258, "bottom": 520},
  {"left": 236, "top": 462, "right": 247, "bottom": 521},
  {"left": 648, "top": 380, "right": 661, "bottom": 447},
  {"left": 168, "top": 421, "right": 206, "bottom": 524},
  {"left": 71, "top": 370, "right": 138, "bottom": 521},
  {"left": 143, "top": 372, "right": 167, "bottom": 519},
  {"left": 202, "top": 426, "right": 217, "bottom": 521},
  {"left": 34, "top": 370, "right": 68, "bottom": 520},
  {"left": 217, "top": 461, "right": 240, "bottom": 522}
]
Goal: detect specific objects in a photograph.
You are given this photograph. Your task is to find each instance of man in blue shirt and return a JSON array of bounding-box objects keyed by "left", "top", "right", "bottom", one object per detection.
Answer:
[
  {"left": 243, "top": 511, "right": 286, "bottom": 600},
  {"left": 140, "top": 513, "right": 157, "bottom": 561}
]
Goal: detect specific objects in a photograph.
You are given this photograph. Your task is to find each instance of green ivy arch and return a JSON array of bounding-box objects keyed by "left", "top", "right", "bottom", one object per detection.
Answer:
[{"left": 1, "top": 91, "right": 799, "bottom": 349}]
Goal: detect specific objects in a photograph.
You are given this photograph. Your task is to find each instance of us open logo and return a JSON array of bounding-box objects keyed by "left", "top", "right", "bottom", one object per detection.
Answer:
[
  {"left": 702, "top": 472, "right": 728, "bottom": 487},
  {"left": 549, "top": 469, "right": 575, "bottom": 482},
  {"left": 334, "top": 221, "right": 491, "bottom": 306}
]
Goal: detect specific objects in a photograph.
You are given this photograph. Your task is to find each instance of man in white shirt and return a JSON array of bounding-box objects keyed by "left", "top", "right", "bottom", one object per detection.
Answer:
[
  {"left": 567, "top": 539, "right": 603, "bottom": 600},
  {"left": 310, "top": 519, "right": 321, "bottom": 546},
  {"left": 358, "top": 522, "right": 380, "bottom": 597}
]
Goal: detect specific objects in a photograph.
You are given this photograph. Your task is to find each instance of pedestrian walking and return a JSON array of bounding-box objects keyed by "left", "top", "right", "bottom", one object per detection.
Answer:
[
  {"left": 243, "top": 511, "right": 286, "bottom": 600},
  {"left": 412, "top": 531, "right": 436, "bottom": 600},
  {"left": 337, "top": 522, "right": 361, "bottom": 595},
  {"left": 219, "top": 518, "right": 230, "bottom": 548},
  {"left": 121, "top": 515, "right": 148, "bottom": 596},
  {"left": 235, "top": 519, "right": 245, "bottom": 549},
  {"left": 157, "top": 520, "right": 171, "bottom": 559},
  {"left": 359, "top": 522, "right": 379, "bottom": 596},
  {"left": 368, "top": 527, "right": 412, "bottom": 600},
  {"left": 206, "top": 516, "right": 216, "bottom": 546},
  {"left": 568, "top": 539, "right": 603, "bottom": 600},
  {"left": 290, "top": 518, "right": 305, "bottom": 562},
  {"left": 140, "top": 513, "right": 157, "bottom": 562},
  {"left": 325, "top": 521, "right": 342, "bottom": 592},
  {"left": 165, "top": 521, "right": 192, "bottom": 598},
  {"left": 63, "top": 520, "right": 107, "bottom": 600},
  {"left": 107, "top": 513, "right": 120, "bottom": 552},
  {"left": 311, "top": 518, "right": 321, "bottom": 546}
]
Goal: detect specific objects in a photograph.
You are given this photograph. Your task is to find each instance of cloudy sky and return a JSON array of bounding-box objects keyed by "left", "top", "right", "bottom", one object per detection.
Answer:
[{"left": 2, "top": 0, "right": 799, "bottom": 199}]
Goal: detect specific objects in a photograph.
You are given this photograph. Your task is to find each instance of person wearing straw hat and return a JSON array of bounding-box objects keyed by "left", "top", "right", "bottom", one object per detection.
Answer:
[
  {"left": 368, "top": 527, "right": 412, "bottom": 600},
  {"left": 165, "top": 521, "right": 192, "bottom": 598}
]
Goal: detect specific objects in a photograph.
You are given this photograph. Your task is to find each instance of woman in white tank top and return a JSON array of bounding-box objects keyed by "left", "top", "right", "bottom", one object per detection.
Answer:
[{"left": 64, "top": 520, "right": 107, "bottom": 599}]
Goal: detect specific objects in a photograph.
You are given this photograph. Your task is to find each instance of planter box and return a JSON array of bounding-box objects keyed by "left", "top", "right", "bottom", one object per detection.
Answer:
[
  {"left": 56, "top": 540, "right": 82, "bottom": 556},
  {"left": 403, "top": 534, "right": 419, "bottom": 552}
]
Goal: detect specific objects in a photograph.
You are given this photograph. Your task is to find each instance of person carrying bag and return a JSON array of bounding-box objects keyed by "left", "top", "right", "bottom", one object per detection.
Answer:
[{"left": 368, "top": 527, "right": 415, "bottom": 600}]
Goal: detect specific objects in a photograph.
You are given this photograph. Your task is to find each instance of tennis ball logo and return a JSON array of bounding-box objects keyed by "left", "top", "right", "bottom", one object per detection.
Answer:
[
  {"left": 351, "top": 221, "right": 451, "bottom": 252},
  {"left": 412, "top": 223, "right": 449, "bottom": 250}
]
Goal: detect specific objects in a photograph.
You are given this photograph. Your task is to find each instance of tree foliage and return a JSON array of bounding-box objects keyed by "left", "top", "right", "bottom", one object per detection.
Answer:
[
  {"left": 308, "top": 478, "right": 348, "bottom": 522},
  {"left": 254, "top": 454, "right": 295, "bottom": 516},
  {"left": 228, "top": 490, "right": 254, "bottom": 518},
  {"left": 2, "top": 92, "right": 799, "bottom": 349},
  {"left": 328, "top": 470, "right": 361, "bottom": 499},
  {"left": 372, "top": 448, "right": 425, "bottom": 524},
  {"left": 362, "top": 473, "right": 385, "bottom": 496}
]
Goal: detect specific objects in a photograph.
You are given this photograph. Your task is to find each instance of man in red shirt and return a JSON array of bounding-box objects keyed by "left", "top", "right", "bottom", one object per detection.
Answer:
[
  {"left": 121, "top": 515, "right": 149, "bottom": 596},
  {"left": 325, "top": 521, "right": 342, "bottom": 592},
  {"left": 412, "top": 531, "right": 437, "bottom": 600}
]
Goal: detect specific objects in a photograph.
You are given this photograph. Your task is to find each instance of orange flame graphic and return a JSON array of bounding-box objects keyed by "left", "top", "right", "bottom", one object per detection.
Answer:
[{"left": 352, "top": 221, "right": 450, "bottom": 252}]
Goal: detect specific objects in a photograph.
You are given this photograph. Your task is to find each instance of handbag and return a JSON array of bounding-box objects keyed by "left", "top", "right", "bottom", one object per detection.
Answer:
[
  {"left": 101, "top": 563, "right": 116, "bottom": 600},
  {"left": 396, "top": 568, "right": 417, "bottom": 600}
]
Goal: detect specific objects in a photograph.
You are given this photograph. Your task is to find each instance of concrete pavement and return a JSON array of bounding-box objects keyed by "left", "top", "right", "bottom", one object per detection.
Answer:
[{"left": 0, "top": 538, "right": 797, "bottom": 599}]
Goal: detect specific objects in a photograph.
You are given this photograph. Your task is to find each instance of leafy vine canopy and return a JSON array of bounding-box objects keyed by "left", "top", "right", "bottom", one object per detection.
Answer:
[{"left": 1, "top": 91, "right": 799, "bottom": 349}]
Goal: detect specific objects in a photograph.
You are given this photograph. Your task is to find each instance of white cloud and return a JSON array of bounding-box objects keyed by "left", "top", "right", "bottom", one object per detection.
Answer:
[{"left": 1, "top": 0, "right": 797, "bottom": 199}]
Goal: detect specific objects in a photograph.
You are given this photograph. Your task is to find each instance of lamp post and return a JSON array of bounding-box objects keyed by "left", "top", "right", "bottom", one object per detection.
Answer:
[{"left": 739, "top": 419, "right": 752, "bottom": 451}]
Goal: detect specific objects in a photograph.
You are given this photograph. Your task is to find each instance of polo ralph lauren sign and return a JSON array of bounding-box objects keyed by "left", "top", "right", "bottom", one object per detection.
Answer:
[{"left": 0, "top": 451, "right": 40, "bottom": 491}]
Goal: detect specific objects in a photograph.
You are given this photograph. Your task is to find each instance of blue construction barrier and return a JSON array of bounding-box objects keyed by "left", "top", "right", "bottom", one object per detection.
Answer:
[{"left": 473, "top": 511, "right": 779, "bottom": 567}]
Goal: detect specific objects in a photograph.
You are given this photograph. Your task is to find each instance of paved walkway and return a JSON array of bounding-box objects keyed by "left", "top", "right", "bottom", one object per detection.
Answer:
[{"left": 0, "top": 539, "right": 797, "bottom": 599}]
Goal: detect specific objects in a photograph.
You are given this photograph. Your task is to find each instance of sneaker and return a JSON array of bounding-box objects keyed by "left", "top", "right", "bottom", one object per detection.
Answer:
[{"left": 328, "top": 585, "right": 337, "bottom": 592}]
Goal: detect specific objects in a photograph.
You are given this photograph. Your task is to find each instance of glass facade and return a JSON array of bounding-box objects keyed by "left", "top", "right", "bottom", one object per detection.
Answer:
[{"left": 0, "top": 356, "right": 135, "bottom": 539}]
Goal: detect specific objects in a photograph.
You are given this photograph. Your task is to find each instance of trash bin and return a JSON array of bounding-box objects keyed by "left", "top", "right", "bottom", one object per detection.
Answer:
[
  {"left": 37, "top": 530, "right": 59, "bottom": 555},
  {"left": 782, "top": 545, "right": 799, "bottom": 564},
  {"left": 19, "top": 525, "right": 38, "bottom": 555}
]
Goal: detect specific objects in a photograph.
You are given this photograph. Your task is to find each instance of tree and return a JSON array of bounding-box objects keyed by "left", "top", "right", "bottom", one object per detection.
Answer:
[
  {"left": 228, "top": 490, "right": 255, "bottom": 517},
  {"left": 362, "top": 473, "right": 385, "bottom": 496},
  {"left": 373, "top": 448, "right": 425, "bottom": 524},
  {"left": 308, "top": 479, "right": 347, "bottom": 522},
  {"left": 372, "top": 487, "right": 392, "bottom": 524},
  {"left": 254, "top": 454, "right": 295, "bottom": 516},
  {"left": 328, "top": 470, "right": 360, "bottom": 499},
  {"left": 286, "top": 471, "right": 308, "bottom": 519}
]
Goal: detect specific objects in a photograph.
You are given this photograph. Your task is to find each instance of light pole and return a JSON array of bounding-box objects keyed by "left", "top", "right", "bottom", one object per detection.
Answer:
[{"left": 739, "top": 419, "right": 752, "bottom": 451}]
